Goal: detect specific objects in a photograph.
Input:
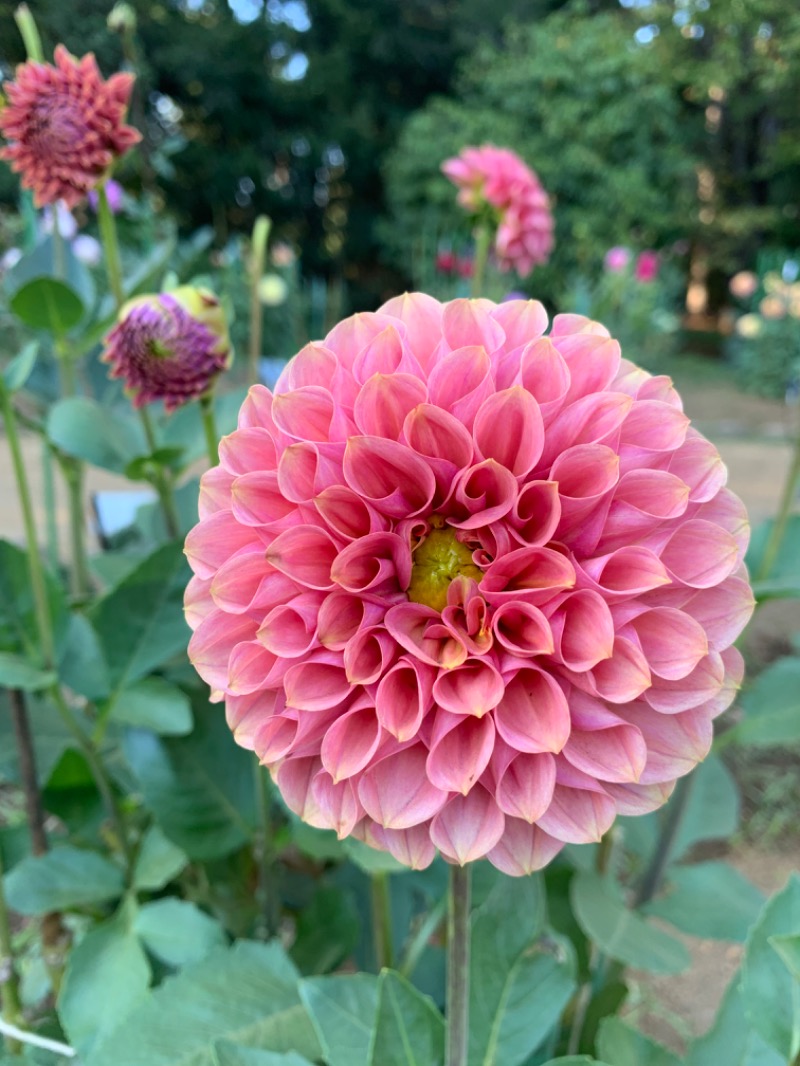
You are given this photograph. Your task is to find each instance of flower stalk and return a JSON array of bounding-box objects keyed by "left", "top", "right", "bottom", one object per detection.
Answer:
[
  {"left": 371, "top": 871, "right": 394, "bottom": 971},
  {"left": 446, "top": 864, "right": 472, "bottom": 1066},
  {"left": 249, "top": 215, "right": 271, "bottom": 382},
  {"left": 200, "top": 394, "right": 219, "bottom": 468}
]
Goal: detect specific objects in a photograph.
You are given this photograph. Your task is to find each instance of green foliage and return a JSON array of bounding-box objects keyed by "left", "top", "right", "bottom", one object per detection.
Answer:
[
  {"left": 4, "top": 845, "right": 124, "bottom": 914},
  {"left": 368, "top": 970, "right": 445, "bottom": 1066},
  {"left": 596, "top": 1018, "right": 682, "bottom": 1066},
  {"left": 134, "top": 898, "right": 227, "bottom": 966},
  {"left": 299, "top": 973, "right": 379, "bottom": 1066},
  {"left": 645, "top": 862, "right": 765, "bottom": 942}
]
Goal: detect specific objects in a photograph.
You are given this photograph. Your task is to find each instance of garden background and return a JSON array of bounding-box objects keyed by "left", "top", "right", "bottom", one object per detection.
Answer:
[{"left": 1, "top": 0, "right": 800, "bottom": 1064}]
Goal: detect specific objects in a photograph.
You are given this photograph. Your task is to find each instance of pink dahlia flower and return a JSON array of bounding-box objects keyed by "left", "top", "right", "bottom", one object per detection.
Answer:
[
  {"left": 635, "top": 250, "right": 660, "bottom": 283},
  {"left": 604, "top": 246, "right": 631, "bottom": 274},
  {"left": 184, "top": 294, "right": 754, "bottom": 875},
  {"left": 0, "top": 46, "right": 140, "bottom": 208},
  {"left": 442, "top": 146, "right": 554, "bottom": 277},
  {"left": 102, "top": 287, "right": 231, "bottom": 412}
]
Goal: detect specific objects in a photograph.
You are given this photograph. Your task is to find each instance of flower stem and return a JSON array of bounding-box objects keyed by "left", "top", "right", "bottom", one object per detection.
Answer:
[
  {"left": 371, "top": 871, "right": 394, "bottom": 971},
  {"left": 446, "top": 863, "right": 472, "bottom": 1066},
  {"left": 756, "top": 423, "right": 800, "bottom": 582},
  {"left": 633, "top": 773, "right": 694, "bottom": 907},
  {"left": 248, "top": 215, "right": 271, "bottom": 383},
  {"left": 200, "top": 394, "right": 219, "bottom": 467},
  {"left": 41, "top": 440, "right": 60, "bottom": 573},
  {"left": 252, "top": 759, "right": 277, "bottom": 939},
  {"left": 0, "top": 847, "right": 23, "bottom": 1056},
  {"left": 138, "top": 406, "right": 181, "bottom": 539},
  {"left": 97, "top": 181, "right": 125, "bottom": 310},
  {"left": 471, "top": 225, "right": 492, "bottom": 299},
  {"left": 14, "top": 3, "right": 44, "bottom": 63}
]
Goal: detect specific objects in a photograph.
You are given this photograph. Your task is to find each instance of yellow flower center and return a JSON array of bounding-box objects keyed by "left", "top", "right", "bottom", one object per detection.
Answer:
[{"left": 407, "top": 520, "right": 483, "bottom": 613}]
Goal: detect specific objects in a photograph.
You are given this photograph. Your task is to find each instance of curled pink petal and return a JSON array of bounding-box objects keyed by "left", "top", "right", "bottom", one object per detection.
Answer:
[
  {"left": 344, "top": 436, "right": 435, "bottom": 518},
  {"left": 487, "top": 818, "right": 563, "bottom": 876},
  {"left": 432, "top": 656, "right": 505, "bottom": 717},
  {"left": 359, "top": 745, "right": 449, "bottom": 829},
  {"left": 427, "top": 712, "right": 496, "bottom": 794},
  {"left": 430, "top": 786, "right": 505, "bottom": 864},
  {"left": 494, "top": 667, "right": 571, "bottom": 753},
  {"left": 376, "top": 657, "right": 435, "bottom": 741}
]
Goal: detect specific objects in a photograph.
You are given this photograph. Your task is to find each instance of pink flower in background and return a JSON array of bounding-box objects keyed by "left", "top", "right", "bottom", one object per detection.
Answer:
[
  {"left": 604, "top": 246, "right": 631, "bottom": 274},
  {"left": 185, "top": 294, "right": 753, "bottom": 874},
  {"left": 442, "top": 146, "right": 554, "bottom": 277},
  {"left": 729, "top": 271, "right": 758, "bottom": 301},
  {"left": 635, "top": 250, "right": 660, "bottom": 283},
  {"left": 88, "top": 179, "right": 125, "bottom": 214},
  {"left": 435, "top": 251, "right": 457, "bottom": 275},
  {"left": 0, "top": 46, "right": 140, "bottom": 208},
  {"left": 102, "top": 287, "right": 231, "bottom": 412}
]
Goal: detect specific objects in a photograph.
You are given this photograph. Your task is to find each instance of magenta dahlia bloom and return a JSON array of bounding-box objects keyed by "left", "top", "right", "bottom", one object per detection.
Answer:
[
  {"left": 442, "top": 146, "right": 554, "bottom": 277},
  {"left": 184, "top": 295, "right": 753, "bottom": 874},
  {"left": 0, "top": 46, "right": 140, "bottom": 208},
  {"left": 102, "top": 288, "right": 231, "bottom": 412}
]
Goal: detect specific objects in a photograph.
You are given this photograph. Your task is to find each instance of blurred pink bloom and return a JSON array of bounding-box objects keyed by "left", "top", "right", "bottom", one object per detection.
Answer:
[
  {"left": 604, "top": 246, "right": 631, "bottom": 273},
  {"left": 455, "top": 255, "right": 474, "bottom": 279},
  {"left": 728, "top": 271, "right": 758, "bottom": 301},
  {"left": 102, "top": 287, "right": 231, "bottom": 412},
  {"left": 0, "top": 46, "right": 140, "bottom": 208},
  {"left": 635, "top": 250, "right": 660, "bottom": 283},
  {"left": 88, "top": 179, "right": 125, "bottom": 214},
  {"left": 442, "top": 145, "right": 554, "bottom": 277},
  {"left": 435, "top": 250, "right": 456, "bottom": 275},
  {"left": 185, "top": 294, "right": 753, "bottom": 874}
]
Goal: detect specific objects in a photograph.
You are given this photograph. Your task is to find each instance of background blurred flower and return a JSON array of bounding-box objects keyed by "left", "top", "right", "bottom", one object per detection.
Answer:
[
  {"left": 72, "top": 234, "right": 102, "bottom": 267},
  {"left": 102, "top": 286, "right": 230, "bottom": 411},
  {"left": 258, "top": 274, "right": 289, "bottom": 306},
  {"left": 442, "top": 145, "right": 554, "bottom": 276},
  {"left": 604, "top": 246, "right": 631, "bottom": 273},
  {"left": 435, "top": 250, "right": 456, "bottom": 275},
  {"left": 270, "top": 241, "right": 297, "bottom": 268},
  {"left": 41, "top": 202, "right": 78, "bottom": 240},
  {"left": 634, "top": 250, "right": 660, "bottom": 283},
  {"left": 760, "top": 295, "right": 787, "bottom": 320},
  {"left": 0, "top": 46, "right": 140, "bottom": 208},
  {"left": 729, "top": 271, "right": 758, "bottom": 300},
  {"left": 88, "top": 179, "right": 125, "bottom": 214},
  {"left": 735, "top": 313, "right": 762, "bottom": 338},
  {"left": 185, "top": 293, "right": 752, "bottom": 874}
]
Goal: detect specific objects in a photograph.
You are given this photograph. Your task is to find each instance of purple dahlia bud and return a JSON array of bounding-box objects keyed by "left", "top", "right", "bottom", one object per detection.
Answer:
[{"left": 102, "top": 287, "right": 231, "bottom": 412}]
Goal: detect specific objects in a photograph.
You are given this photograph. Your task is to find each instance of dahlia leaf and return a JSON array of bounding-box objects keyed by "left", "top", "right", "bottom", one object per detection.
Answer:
[
  {"left": 644, "top": 861, "right": 765, "bottom": 942},
  {"left": 108, "top": 676, "right": 194, "bottom": 736},
  {"left": 47, "top": 396, "right": 146, "bottom": 475},
  {"left": 290, "top": 886, "right": 359, "bottom": 975},
  {"left": 468, "top": 876, "right": 575, "bottom": 1066},
  {"left": 741, "top": 873, "right": 800, "bottom": 1060},
  {"left": 58, "top": 899, "right": 151, "bottom": 1058},
  {"left": 10, "top": 277, "right": 85, "bottom": 335},
  {"left": 4, "top": 844, "right": 124, "bottom": 914},
  {"left": 212, "top": 1047, "right": 315, "bottom": 1066},
  {"left": 770, "top": 934, "right": 800, "bottom": 982},
  {"left": 122, "top": 698, "right": 256, "bottom": 861},
  {"left": 299, "top": 973, "right": 379, "bottom": 1066},
  {"left": 725, "top": 656, "right": 800, "bottom": 747},
  {"left": 57, "top": 613, "right": 111, "bottom": 701},
  {"left": 132, "top": 825, "right": 188, "bottom": 891},
  {"left": 134, "top": 898, "right": 226, "bottom": 967},
  {"left": 84, "top": 941, "right": 321, "bottom": 1066},
  {"left": 0, "top": 539, "right": 69, "bottom": 661},
  {"left": 367, "top": 969, "right": 444, "bottom": 1066},
  {"left": 540, "top": 1058, "right": 614, "bottom": 1065},
  {"left": 1, "top": 340, "right": 38, "bottom": 393},
  {"left": 686, "top": 975, "right": 784, "bottom": 1066},
  {"left": 596, "top": 1017, "right": 683, "bottom": 1066},
  {"left": 0, "top": 651, "right": 56, "bottom": 691},
  {"left": 571, "top": 872, "right": 690, "bottom": 975},
  {"left": 0, "top": 691, "right": 73, "bottom": 787}
]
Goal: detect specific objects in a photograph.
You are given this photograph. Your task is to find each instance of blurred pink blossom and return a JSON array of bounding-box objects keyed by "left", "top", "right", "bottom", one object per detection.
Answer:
[{"left": 635, "top": 250, "right": 660, "bottom": 283}]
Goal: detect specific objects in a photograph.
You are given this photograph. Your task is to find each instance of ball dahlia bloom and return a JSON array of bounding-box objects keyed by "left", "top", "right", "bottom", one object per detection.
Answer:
[
  {"left": 184, "top": 294, "right": 753, "bottom": 875},
  {"left": 102, "top": 287, "right": 231, "bottom": 412},
  {"left": 442, "top": 146, "right": 553, "bottom": 277},
  {"left": 0, "top": 46, "right": 140, "bottom": 208}
]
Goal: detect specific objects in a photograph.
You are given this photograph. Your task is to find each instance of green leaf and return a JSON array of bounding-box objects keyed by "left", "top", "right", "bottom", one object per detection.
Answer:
[
  {"left": 747, "top": 516, "right": 800, "bottom": 583},
  {"left": 741, "top": 873, "right": 800, "bottom": 1060},
  {"left": 596, "top": 1017, "right": 682, "bottom": 1066},
  {"left": 57, "top": 614, "right": 111, "bottom": 701},
  {"left": 0, "top": 691, "right": 73, "bottom": 787},
  {"left": 368, "top": 969, "right": 444, "bottom": 1066},
  {"left": 669, "top": 755, "right": 740, "bottom": 861},
  {"left": 10, "top": 277, "right": 85, "bottom": 334},
  {"left": 89, "top": 542, "right": 191, "bottom": 692},
  {"left": 134, "top": 898, "right": 226, "bottom": 967},
  {"left": 540, "top": 1059, "right": 614, "bottom": 1065},
  {"left": 291, "top": 885, "right": 359, "bottom": 975},
  {"left": 58, "top": 900, "right": 151, "bottom": 1057},
  {"left": 122, "top": 698, "right": 256, "bottom": 861},
  {"left": 85, "top": 940, "right": 322, "bottom": 1066},
  {"left": 0, "top": 539, "right": 69, "bottom": 661},
  {"left": 571, "top": 872, "right": 690, "bottom": 975},
  {"left": 686, "top": 976, "right": 784, "bottom": 1066},
  {"left": 213, "top": 1046, "right": 314, "bottom": 1066},
  {"left": 299, "top": 973, "right": 379, "bottom": 1066},
  {"left": 133, "top": 825, "right": 188, "bottom": 891},
  {"left": 645, "top": 862, "right": 765, "bottom": 942},
  {"left": 2, "top": 341, "right": 38, "bottom": 392},
  {"left": 469, "top": 875, "right": 575, "bottom": 1066},
  {"left": 107, "top": 677, "right": 193, "bottom": 736},
  {"left": 770, "top": 934, "right": 800, "bottom": 981},
  {"left": 0, "top": 651, "right": 56, "bottom": 691},
  {"left": 343, "top": 837, "right": 408, "bottom": 874},
  {"left": 724, "top": 657, "right": 800, "bottom": 747},
  {"left": 47, "top": 397, "right": 146, "bottom": 474},
  {"left": 4, "top": 844, "right": 124, "bottom": 914}
]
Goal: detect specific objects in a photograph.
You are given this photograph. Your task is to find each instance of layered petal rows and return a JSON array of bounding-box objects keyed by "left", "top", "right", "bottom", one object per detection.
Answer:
[
  {"left": 442, "top": 145, "right": 554, "bottom": 276},
  {"left": 184, "top": 294, "right": 754, "bottom": 875}
]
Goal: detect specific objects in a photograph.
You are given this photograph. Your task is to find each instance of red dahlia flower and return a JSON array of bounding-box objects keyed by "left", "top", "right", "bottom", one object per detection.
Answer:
[
  {"left": 0, "top": 45, "right": 140, "bottom": 208},
  {"left": 184, "top": 295, "right": 754, "bottom": 874},
  {"left": 442, "top": 146, "right": 554, "bottom": 277}
]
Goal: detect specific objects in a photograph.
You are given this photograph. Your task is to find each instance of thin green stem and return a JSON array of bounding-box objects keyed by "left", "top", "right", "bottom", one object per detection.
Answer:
[
  {"left": 14, "top": 3, "right": 44, "bottom": 62},
  {"left": 756, "top": 426, "right": 800, "bottom": 582},
  {"left": 0, "top": 386, "right": 55, "bottom": 666},
  {"left": 446, "top": 864, "right": 472, "bottom": 1066},
  {"left": 200, "top": 395, "right": 219, "bottom": 467},
  {"left": 253, "top": 760, "right": 277, "bottom": 939},
  {"left": 42, "top": 440, "right": 60, "bottom": 573},
  {"left": 248, "top": 215, "right": 271, "bottom": 382},
  {"left": 57, "top": 351, "right": 91, "bottom": 601},
  {"left": 138, "top": 406, "right": 181, "bottom": 539},
  {"left": 0, "top": 848, "right": 23, "bottom": 1056},
  {"left": 97, "top": 181, "right": 125, "bottom": 310},
  {"left": 470, "top": 225, "right": 493, "bottom": 299},
  {"left": 371, "top": 871, "right": 394, "bottom": 972},
  {"left": 633, "top": 774, "right": 694, "bottom": 908}
]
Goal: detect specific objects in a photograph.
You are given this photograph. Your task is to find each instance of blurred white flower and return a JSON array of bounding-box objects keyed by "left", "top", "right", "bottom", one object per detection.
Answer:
[
  {"left": 41, "top": 201, "right": 78, "bottom": 240},
  {"left": 258, "top": 274, "right": 289, "bottom": 306},
  {"left": 1, "top": 247, "right": 23, "bottom": 271},
  {"left": 72, "top": 234, "right": 102, "bottom": 267},
  {"left": 735, "top": 313, "right": 762, "bottom": 338}
]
